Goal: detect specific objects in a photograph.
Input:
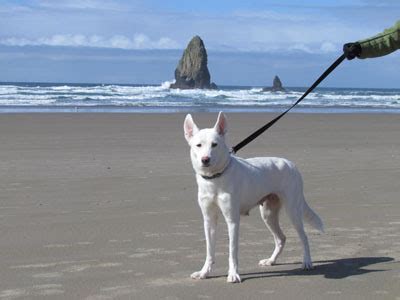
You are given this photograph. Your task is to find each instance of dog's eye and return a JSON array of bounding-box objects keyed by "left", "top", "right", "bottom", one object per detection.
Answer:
[
  {"left": 211, "top": 142, "right": 218, "bottom": 148},
  {"left": 196, "top": 143, "right": 202, "bottom": 148}
]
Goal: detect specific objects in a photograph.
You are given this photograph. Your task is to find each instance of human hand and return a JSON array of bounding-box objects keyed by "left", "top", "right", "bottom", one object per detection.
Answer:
[{"left": 343, "top": 42, "right": 362, "bottom": 60}]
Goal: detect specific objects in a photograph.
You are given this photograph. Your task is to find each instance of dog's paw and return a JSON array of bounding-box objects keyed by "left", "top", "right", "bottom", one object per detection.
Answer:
[
  {"left": 227, "top": 272, "right": 241, "bottom": 283},
  {"left": 258, "top": 258, "right": 275, "bottom": 266},
  {"left": 301, "top": 261, "right": 314, "bottom": 270},
  {"left": 190, "top": 270, "right": 209, "bottom": 280}
]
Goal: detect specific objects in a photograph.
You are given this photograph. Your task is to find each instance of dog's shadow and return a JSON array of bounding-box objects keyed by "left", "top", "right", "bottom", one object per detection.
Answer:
[
  {"left": 243, "top": 257, "right": 395, "bottom": 282},
  {"left": 211, "top": 257, "right": 395, "bottom": 282}
]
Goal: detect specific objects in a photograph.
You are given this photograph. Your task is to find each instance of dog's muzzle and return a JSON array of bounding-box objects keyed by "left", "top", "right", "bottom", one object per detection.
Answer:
[{"left": 201, "top": 156, "right": 211, "bottom": 167}]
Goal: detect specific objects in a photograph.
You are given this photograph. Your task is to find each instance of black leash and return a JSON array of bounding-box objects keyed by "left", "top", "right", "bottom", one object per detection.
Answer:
[{"left": 231, "top": 53, "right": 346, "bottom": 154}]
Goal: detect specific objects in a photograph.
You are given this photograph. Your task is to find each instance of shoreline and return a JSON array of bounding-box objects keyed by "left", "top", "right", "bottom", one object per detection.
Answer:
[{"left": 1, "top": 107, "right": 400, "bottom": 114}]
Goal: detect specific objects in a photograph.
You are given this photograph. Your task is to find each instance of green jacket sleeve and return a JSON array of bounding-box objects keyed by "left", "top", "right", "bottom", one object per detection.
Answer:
[{"left": 357, "top": 21, "right": 400, "bottom": 59}]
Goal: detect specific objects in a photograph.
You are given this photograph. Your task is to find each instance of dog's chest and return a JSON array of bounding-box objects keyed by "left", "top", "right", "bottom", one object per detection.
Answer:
[
  {"left": 198, "top": 180, "right": 218, "bottom": 197},
  {"left": 197, "top": 180, "right": 228, "bottom": 205}
]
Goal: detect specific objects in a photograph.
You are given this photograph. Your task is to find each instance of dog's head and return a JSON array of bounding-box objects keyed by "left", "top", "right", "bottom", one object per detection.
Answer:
[{"left": 184, "top": 112, "right": 230, "bottom": 176}]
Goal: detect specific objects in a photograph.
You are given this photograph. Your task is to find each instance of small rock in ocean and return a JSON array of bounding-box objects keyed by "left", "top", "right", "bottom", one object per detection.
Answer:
[
  {"left": 262, "top": 75, "right": 285, "bottom": 92},
  {"left": 170, "top": 36, "right": 217, "bottom": 90}
]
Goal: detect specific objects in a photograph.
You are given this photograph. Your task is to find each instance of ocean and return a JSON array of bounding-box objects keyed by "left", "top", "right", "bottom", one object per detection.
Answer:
[{"left": 1, "top": 82, "right": 400, "bottom": 113}]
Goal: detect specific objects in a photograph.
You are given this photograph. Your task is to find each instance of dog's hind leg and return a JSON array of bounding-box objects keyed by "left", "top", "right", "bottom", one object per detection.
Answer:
[
  {"left": 258, "top": 194, "right": 286, "bottom": 267},
  {"left": 285, "top": 194, "right": 313, "bottom": 270}
]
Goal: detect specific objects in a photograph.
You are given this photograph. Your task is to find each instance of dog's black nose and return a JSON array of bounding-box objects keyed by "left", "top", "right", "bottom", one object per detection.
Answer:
[{"left": 201, "top": 156, "right": 210, "bottom": 166}]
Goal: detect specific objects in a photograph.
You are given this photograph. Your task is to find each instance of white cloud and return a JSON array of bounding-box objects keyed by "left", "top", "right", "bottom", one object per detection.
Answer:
[
  {"left": 288, "top": 44, "right": 313, "bottom": 54},
  {"left": 0, "top": 34, "right": 340, "bottom": 54},
  {"left": 232, "top": 10, "right": 309, "bottom": 22},
  {"left": 0, "top": 34, "right": 180, "bottom": 50},
  {"left": 360, "top": 0, "right": 400, "bottom": 7},
  {"left": 36, "top": 0, "right": 126, "bottom": 11},
  {"left": 320, "top": 41, "right": 338, "bottom": 53}
]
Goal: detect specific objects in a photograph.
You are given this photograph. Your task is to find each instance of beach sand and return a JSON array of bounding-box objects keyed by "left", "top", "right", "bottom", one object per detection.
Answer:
[{"left": 0, "top": 113, "right": 400, "bottom": 299}]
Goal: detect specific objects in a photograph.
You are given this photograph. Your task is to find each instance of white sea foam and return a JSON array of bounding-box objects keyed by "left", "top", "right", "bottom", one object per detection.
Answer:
[
  {"left": 161, "top": 80, "right": 175, "bottom": 89},
  {"left": 0, "top": 83, "right": 399, "bottom": 111}
]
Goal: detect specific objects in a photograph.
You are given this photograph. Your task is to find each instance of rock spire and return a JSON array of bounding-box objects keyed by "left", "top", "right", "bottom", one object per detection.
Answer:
[
  {"left": 170, "top": 36, "right": 217, "bottom": 89},
  {"left": 263, "top": 75, "right": 285, "bottom": 92}
]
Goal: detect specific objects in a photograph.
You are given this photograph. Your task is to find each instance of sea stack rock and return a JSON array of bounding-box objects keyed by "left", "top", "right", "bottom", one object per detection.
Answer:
[
  {"left": 263, "top": 75, "right": 285, "bottom": 92},
  {"left": 170, "top": 36, "right": 217, "bottom": 89}
]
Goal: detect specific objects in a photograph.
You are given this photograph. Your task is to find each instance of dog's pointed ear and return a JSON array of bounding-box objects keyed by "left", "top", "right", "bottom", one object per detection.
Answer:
[
  {"left": 184, "top": 114, "right": 199, "bottom": 142},
  {"left": 214, "top": 111, "right": 227, "bottom": 136}
]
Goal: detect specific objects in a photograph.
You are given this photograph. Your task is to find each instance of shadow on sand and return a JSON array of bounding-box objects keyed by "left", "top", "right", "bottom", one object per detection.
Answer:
[
  {"left": 240, "top": 257, "right": 395, "bottom": 282},
  {"left": 209, "top": 257, "right": 395, "bottom": 282}
]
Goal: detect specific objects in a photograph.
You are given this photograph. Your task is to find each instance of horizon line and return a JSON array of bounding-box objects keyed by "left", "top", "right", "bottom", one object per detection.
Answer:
[{"left": 0, "top": 81, "right": 399, "bottom": 90}]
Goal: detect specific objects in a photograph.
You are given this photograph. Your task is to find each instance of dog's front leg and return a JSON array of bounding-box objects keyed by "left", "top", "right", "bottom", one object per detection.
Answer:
[
  {"left": 191, "top": 205, "right": 218, "bottom": 280},
  {"left": 220, "top": 199, "right": 241, "bottom": 283},
  {"left": 226, "top": 219, "right": 241, "bottom": 283}
]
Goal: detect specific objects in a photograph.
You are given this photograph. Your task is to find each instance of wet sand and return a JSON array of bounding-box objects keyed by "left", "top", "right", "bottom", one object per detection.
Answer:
[{"left": 0, "top": 113, "right": 399, "bottom": 299}]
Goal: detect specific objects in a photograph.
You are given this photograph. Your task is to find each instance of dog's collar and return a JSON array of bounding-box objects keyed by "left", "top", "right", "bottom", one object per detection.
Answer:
[
  {"left": 200, "top": 156, "right": 232, "bottom": 180},
  {"left": 201, "top": 172, "right": 224, "bottom": 180}
]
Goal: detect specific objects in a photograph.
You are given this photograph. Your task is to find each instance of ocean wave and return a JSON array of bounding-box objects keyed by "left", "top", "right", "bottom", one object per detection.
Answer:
[{"left": 0, "top": 83, "right": 400, "bottom": 111}]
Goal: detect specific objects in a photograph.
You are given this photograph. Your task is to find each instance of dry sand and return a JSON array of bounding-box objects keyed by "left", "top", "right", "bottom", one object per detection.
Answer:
[{"left": 0, "top": 113, "right": 400, "bottom": 299}]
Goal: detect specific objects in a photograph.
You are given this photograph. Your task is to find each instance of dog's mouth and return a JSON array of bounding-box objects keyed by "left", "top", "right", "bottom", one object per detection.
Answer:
[{"left": 202, "top": 162, "right": 211, "bottom": 168}]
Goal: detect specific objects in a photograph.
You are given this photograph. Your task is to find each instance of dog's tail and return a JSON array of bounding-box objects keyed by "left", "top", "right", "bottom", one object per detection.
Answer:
[{"left": 303, "top": 202, "right": 324, "bottom": 233}]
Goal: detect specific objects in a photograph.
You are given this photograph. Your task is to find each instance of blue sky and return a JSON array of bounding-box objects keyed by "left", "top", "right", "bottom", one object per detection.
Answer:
[{"left": 0, "top": 0, "right": 399, "bottom": 87}]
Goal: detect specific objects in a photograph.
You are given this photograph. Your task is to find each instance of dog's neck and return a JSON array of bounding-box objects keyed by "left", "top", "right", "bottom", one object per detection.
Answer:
[{"left": 198, "top": 155, "right": 232, "bottom": 180}]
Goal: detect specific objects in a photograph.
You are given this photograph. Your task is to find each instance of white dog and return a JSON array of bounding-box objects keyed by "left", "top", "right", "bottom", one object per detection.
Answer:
[{"left": 184, "top": 112, "right": 324, "bottom": 283}]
